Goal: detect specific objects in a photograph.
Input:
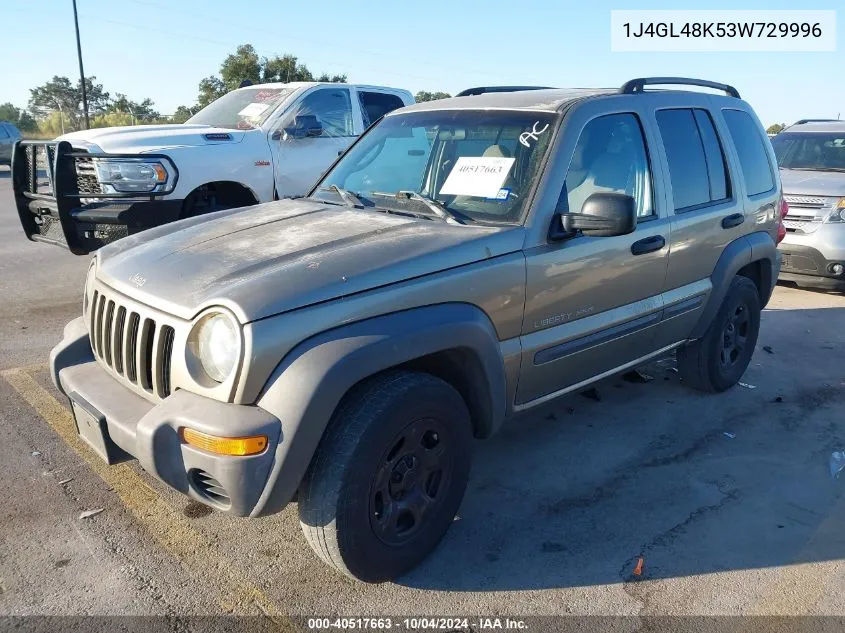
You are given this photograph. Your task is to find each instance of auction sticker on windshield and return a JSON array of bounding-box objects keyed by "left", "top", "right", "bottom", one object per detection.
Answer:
[
  {"left": 238, "top": 103, "right": 270, "bottom": 117},
  {"left": 440, "top": 156, "right": 515, "bottom": 198}
]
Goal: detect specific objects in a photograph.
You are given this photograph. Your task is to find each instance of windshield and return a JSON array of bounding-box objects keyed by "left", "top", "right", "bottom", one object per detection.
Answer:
[
  {"left": 313, "top": 110, "right": 557, "bottom": 223},
  {"left": 186, "top": 87, "right": 295, "bottom": 130},
  {"left": 772, "top": 132, "right": 845, "bottom": 170}
]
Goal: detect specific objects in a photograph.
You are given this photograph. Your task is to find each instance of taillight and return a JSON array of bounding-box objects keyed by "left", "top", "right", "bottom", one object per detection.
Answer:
[{"left": 777, "top": 197, "right": 788, "bottom": 244}]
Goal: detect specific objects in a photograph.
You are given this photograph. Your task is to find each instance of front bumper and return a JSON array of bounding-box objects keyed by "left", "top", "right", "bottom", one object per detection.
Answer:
[
  {"left": 778, "top": 241, "right": 845, "bottom": 290},
  {"left": 51, "top": 317, "right": 282, "bottom": 516},
  {"left": 12, "top": 140, "right": 182, "bottom": 255}
]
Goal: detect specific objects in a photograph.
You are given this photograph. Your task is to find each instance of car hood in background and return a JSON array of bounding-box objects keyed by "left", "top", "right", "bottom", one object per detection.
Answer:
[
  {"left": 96, "top": 199, "right": 524, "bottom": 323},
  {"left": 59, "top": 124, "right": 248, "bottom": 154},
  {"left": 780, "top": 168, "right": 845, "bottom": 197}
]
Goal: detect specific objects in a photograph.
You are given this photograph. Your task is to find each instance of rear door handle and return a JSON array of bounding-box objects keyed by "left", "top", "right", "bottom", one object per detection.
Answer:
[
  {"left": 721, "top": 213, "right": 745, "bottom": 229},
  {"left": 631, "top": 235, "right": 665, "bottom": 256}
]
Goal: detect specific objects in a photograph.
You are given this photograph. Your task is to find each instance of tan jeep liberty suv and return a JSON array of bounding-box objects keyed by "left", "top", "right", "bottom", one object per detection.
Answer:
[{"left": 50, "top": 77, "right": 784, "bottom": 582}]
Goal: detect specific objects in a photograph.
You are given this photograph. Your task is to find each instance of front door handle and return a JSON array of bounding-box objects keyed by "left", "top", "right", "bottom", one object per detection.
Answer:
[
  {"left": 721, "top": 213, "right": 745, "bottom": 229},
  {"left": 631, "top": 235, "right": 665, "bottom": 256}
]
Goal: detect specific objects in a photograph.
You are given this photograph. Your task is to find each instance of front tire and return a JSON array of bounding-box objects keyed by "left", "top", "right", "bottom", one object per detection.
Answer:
[
  {"left": 677, "top": 275, "right": 761, "bottom": 392},
  {"left": 298, "top": 370, "right": 472, "bottom": 583}
]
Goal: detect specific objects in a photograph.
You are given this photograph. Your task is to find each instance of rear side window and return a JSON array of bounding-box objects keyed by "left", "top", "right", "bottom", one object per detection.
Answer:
[
  {"left": 656, "top": 109, "right": 710, "bottom": 211},
  {"left": 722, "top": 109, "right": 775, "bottom": 196},
  {"left": 359, "top": 91, "right": 406, "bottom": 128},
  {"left": 0, "top": 126, "right": 8, "bottom": 139},
  {"left": 693, "top": 110, "right": 729, "bottom": 201}
]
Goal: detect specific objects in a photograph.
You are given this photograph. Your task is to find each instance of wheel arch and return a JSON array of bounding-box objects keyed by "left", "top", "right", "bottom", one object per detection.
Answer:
[
  {"left": 180, "top": 180, "right": 260, "bottom": 217},
  {"left": 250, "top": 303, "right": 507, "bottom": 517},
  {"left": 689, "top": 231, "right": 778, "bottom": 339}
]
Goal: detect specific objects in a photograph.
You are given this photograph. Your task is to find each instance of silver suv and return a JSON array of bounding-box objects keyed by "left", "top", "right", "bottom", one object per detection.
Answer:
[
  {"left": 49, "top": 77, "right": 782, "bottom": 582},
  {"left": 772, "top": 120, "right": 845, "bottom": 289}
]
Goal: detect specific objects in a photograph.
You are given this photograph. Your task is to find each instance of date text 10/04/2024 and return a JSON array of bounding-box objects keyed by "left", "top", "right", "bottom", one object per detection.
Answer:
[{"left": 306, "top": 618, "right": 529, "bottom": 630}]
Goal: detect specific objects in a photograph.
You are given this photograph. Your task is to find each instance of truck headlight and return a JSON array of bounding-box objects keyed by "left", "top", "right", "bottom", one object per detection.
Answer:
[
  {"left": 187, "top": 311, "right": 240, "bottom": 383},
  {"left": 93, "top": 157, "right": 176, "bottom": 194}
]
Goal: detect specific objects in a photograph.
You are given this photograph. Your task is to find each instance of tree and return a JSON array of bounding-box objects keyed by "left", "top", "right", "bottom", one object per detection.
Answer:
[
  {"left": 107, "top": 93, "right": 160, "bottom": 122},
  {"left": 28, "top": 75, "right": 110, "bottom": 131},
  {"left": 766, "top": 123, "right": 785, "bottom": 135},
  {"left": 171, "top": 105, "right": 199, "bottom": 123},
  {"left": 0, "top": 102, "right": 37, "bottom": 132},
  {"left": 415, "top": 91, "right": 451, "bottom": 102},
  {"left": 192, "top": 44, "right": 346, "bottom": 111}
]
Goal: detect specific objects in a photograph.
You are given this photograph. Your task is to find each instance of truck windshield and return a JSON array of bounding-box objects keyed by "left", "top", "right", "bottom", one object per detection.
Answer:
[
  {"left": 186, "top": 87, "right": 294, "bottom": 130},
  {"left": 313, "top": 110, "right": 557, "bottom": 224},
  {"left": 772, "top": 132, "right": 845, "bottom": 171}
]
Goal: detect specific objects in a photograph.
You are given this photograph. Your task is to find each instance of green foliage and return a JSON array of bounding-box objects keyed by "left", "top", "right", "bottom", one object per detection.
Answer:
[
  {"left": 766, "top": 123, "right": 785, "bottom": 135},
  {"left": 29, "top": 75, "right": 110, "bottom": 130},
  {"left": 171, "top": 105, "right": 200, "bottom": 124},
  {"left": 0, "top": 102, "right": 37, "bottom": 131},
  {"left": 415, "top": 91, "right": 451, "bottom": 102},
  {"left": 107, "top": 94, "right": 160, "bottom": 121}
]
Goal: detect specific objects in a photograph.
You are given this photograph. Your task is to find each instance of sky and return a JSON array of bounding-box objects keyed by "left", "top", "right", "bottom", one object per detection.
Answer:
[{"left": 0, "top": 0, "right": 842, "bottom": 128}]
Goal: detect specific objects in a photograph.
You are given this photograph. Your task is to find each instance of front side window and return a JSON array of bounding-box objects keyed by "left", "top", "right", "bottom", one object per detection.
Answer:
[
  {"left": 314, "top": 110, "right": 557, "bottom": 224},
  {"left": 723, "top": 109, "right": 775, "bottom": 196},
  {"left": 282, "top": 88, "right": 354, "bottom": 138},
  {"left": 186, "top": 87, "right": 295, "bottom": 130},
  {"left": 562, "top": 113, "right": 653, "bottom": 218},
  {"left": 359, "top": 91, "right": 406, "bottom": 128},
  {"left": 0, "top": 126, "right": 9, "bottom": 139},
  {"left": 772, "top": 132, "right": 845, "bottom": 171}
]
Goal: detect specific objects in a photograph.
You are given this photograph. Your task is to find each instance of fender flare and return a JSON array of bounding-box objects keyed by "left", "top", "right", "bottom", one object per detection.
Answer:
[
  {"left": 690, "top": 231, "right": 778, "bottom": 339},
  {"left": 250, "top": 303, "right": 506, "bottom": 517}
]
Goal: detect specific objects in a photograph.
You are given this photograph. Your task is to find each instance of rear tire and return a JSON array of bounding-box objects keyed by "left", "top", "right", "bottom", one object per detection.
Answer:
[
  {"left": 677, "top": 275, "right": 761, "bottom": 392},
  {"left": 298, "top": 370, "right": 472, "bottom": 583}
]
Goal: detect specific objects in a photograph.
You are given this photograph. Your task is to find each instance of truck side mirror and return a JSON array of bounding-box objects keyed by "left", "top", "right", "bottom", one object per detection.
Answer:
[
  {"left": 283, "top": 115, "right": 323, "bottom": 139},
  {"left": 549, "top": 192, "right": 637, "bottom": 241}
]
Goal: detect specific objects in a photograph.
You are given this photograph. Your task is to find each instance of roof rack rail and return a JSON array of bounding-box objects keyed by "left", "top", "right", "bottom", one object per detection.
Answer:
[
  {"left": 620, "top": 77, "right": 740, "bottom": 99},
  {"left": 793, "top": 118, "right": 840, "bottom": 125},
  {"left": 456, "top": 86, "right": 552, "bottom": 97}
]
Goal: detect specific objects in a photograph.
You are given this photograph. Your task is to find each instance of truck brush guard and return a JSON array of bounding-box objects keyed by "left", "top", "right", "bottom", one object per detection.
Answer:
[{"left": 12, "top": 140, "right": 179, "bottom": 255}]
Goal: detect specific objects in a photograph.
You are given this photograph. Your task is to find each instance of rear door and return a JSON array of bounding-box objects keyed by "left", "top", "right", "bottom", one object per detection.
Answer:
[
  {"left": 517, "top": 100, "right": 672, "bottom": 407},
  {"left": 647, "top": 100, "right": 753, "bottom": 348},
  {"left": 270, "top": 86, "right": 358, "bottom": 197}
]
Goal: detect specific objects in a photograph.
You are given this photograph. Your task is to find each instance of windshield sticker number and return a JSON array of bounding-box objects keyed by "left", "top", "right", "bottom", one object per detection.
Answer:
[
  {"left": 238, "top": 103, "right": 270, "bottom": 117},
  {"left": 487, "top": 188, "right": 510, "bottom": 201},
  {"left": 440, "top": 157, "right": 515, "bottom": 198},
  {"left": 519, "top": 121, "right": 550, "bottom": 148}
]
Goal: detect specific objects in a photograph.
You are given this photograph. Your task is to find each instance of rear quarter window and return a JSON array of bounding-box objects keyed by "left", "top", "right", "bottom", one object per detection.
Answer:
[{"left": 722, "top": 109, "right": 775, "bottom": 196}]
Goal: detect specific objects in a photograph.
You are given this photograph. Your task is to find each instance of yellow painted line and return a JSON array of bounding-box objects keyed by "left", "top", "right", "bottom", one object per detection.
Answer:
[{"left": 2, "top": 366, "right": 295, "bottom": 626}]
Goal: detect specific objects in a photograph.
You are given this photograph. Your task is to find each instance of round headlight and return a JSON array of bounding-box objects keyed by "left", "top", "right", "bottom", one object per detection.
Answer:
[{"left": 192, "top": 312, "right": 239, "bottom": 383}]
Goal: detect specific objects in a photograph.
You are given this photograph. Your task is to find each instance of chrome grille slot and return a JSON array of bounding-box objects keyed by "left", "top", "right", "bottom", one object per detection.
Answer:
[
  {"left": 158, "top": 326, "right": 175, "bottom": 398},
  {"left": 113, "top": 307, "right": 126, "bottom": 375},
  {"left": 138, "top": 318, "right": 156, "bottom": 392},
  {"left": 103, "top": 301, "right": 115, "bottom": 366},
  {"left": 126, "top": 313, "right": 140, "bottom": 383},
  {"left": 84, "top": 281, "right": 180, "bottom": 402}
]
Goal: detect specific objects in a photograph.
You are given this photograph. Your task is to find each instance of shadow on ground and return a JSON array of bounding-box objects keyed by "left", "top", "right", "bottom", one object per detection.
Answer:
[{"left": 396, "top": 305, "right": 845, "bottom": 592}]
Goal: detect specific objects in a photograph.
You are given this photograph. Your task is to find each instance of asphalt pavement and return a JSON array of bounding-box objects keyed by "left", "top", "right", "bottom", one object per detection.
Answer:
[{"left": 3, "top": 163, "right": 845, "bottom": 625}]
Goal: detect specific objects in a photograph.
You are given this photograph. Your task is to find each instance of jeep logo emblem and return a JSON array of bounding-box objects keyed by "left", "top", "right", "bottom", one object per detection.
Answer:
[{"left": 129, "top": 273, "right": 147, "bottom": 288}]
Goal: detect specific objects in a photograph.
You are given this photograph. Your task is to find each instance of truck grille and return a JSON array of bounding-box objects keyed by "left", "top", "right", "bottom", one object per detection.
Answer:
[
  {"left": 74, "top": 152, "right": 103, "bottom": 195},
  {"left": 89, "top": 287, "right": 175, "bottom": 399}
]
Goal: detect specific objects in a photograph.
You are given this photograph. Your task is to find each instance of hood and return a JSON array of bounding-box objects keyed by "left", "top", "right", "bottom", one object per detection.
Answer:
[
  {"left": 96, "top": 199, "right": 524, "bottom": 323},
  {"left": 780, "top": 168, "right": 845, "bottom": 197},
  {"left": 59, "top": 124, "right": 247, "bottom": 154}
]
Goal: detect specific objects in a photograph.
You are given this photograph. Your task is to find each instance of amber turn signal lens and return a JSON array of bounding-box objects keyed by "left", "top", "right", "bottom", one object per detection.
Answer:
[{"left": 179, "top": 427, "right": 267, "bottom": 456}]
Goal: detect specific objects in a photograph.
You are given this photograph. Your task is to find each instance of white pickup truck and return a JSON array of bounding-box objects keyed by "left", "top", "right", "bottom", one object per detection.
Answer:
[{"left": 12, "top": 82, "right": 413, "bottom": 254}]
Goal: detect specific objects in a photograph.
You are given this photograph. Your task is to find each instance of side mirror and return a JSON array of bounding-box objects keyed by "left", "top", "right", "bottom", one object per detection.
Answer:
[
  {"left": 283, "top": 115, "right": 323, "bottom": 139},
  {"left": 549, "top": 192, "right": 637, "bottom": 240}
]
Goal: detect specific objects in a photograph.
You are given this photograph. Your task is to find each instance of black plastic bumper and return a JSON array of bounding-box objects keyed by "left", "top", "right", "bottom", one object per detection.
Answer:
[
  {"left": 778, "top": 243, "right": 845, "bottom": 289},
  {"left": 12, "top": 140, "right": 180, "bottom": 255}
]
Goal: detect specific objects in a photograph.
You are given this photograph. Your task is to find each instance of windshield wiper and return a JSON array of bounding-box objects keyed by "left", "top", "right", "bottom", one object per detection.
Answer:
[
  {"left": 320, "top": 185, "right": 365, "bottom": 207},
  {"left": 395, "top": 191, "right": 468, "bottom": 225}
]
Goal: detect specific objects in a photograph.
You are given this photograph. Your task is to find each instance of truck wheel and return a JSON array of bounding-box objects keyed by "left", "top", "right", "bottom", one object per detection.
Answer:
[
  {"left": 677, "top": 275, "right": 761, "bottom": 393},
  {"left": 298, "top": 370, "right": 472, "bottom": 583}
]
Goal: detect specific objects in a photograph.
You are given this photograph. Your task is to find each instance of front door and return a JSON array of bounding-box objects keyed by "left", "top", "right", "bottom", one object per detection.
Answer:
[
  {"left": 270, "top": 86, "right": 358, "bottom": 198},
  {"left": 517, "top": 109, "right": 671, "bottom": 407}
]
